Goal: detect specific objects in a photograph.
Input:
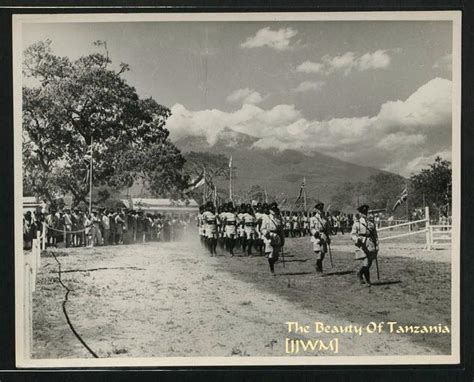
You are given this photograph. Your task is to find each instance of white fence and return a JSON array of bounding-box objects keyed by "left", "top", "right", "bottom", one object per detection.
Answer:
[
  {"left": 426, "top": 224, "right": 452, "bottom": 250},
  {"left": 377, "top": 207, "right": 451, "bottom": 250},
  {"left": 23, "top": 229, "right": 43, "bottom": 360}
]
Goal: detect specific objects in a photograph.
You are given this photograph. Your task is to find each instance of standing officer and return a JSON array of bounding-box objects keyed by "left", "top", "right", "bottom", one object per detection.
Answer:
[
  {"left": 351, "top": 204, "right": 378, "bottom": 287},
  {"left": 309, "top": 202, "right": 330, "bottom": 274}
]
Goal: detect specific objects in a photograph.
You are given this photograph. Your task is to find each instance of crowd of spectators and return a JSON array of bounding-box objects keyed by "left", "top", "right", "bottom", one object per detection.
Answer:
[{"left": 23, "top": 207, "right": 195, "bottom": 250}]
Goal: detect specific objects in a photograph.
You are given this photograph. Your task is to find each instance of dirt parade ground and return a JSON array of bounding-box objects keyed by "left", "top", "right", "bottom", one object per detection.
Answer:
[{"left": 32, "top": 231, "right": 452, "bottom": 359}]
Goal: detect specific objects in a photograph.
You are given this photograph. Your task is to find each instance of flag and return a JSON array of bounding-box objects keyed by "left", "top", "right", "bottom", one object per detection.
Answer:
[
  {"left": 183, "top": 174, "right": 206, "bottom": 193},
  {"left": 392, "top": 187, "right": 408, "bottom": 211},
  {"left": 295, "top": 178, "right": 306, "bottom": 203},
  {"left": 229, "top": 155, "right": 233, "bottom": 168}
]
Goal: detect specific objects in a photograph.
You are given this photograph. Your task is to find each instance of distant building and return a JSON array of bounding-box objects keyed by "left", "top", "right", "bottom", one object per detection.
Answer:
[
  {"left": 121, "top": 198, "right": 199, "bottom": 214},
  {"left": 23, "top": 196, "right": 45, "bottom": 213}
]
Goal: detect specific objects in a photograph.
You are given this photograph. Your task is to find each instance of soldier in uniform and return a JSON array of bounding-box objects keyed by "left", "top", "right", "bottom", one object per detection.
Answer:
[
  {"left": 242, "top": 204, "right": 257, "bottom": 256},
  {"left": 261, "top": 228, "right": 282, "bottom": 275},
  {"left": 283, "top": 211, "right": 291, "bottom": 237},
  {"left": 197, "top": 205, "right": 206, "bottom": 248},
  {"left": 309, "top": 202, "right": 331, "bottom": 274},
  {"left": 237, "top": 204, "right": 247, "bottom": 253},
  {"left": 351, "top": 204, "right": 378, "bottom": 287},
  {"left": 202, "top": 202, "right": 218, "bottom": 255},
  {"left": 217, "top": 205, "right": 226, "bottom": 250},
  {"left": 254, "top": 203, "right": 266, "bottom": 256},
  {"left": 222, "top": 202, "right": 238, "bottom": 256},
  {"left": 301, "top": 212, "right": 309, "bottom": 236}
]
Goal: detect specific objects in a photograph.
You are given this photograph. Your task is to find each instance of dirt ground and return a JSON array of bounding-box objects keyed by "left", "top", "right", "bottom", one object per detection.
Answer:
[{"left": 32, "top": 230, "right": 451, "bottom": 359}]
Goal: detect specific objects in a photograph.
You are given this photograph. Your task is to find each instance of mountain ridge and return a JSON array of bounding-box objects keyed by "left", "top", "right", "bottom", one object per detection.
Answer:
[{"left": 174, "top": 129, "right": 391, "bottom": 202}]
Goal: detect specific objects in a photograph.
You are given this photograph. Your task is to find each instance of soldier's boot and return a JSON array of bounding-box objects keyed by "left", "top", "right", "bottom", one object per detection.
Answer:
[
  {"left": 315, "top": 259, "right": 323, "bottom": 273},
  {"left": 364, "top": 267, "right": 372, "bottom": 287},
  {"left": 229, "top": 239, "right": 235, "bottom": 256},
  {"left": 268, "top": 258, "right": 275, "bottom": 274},
  {"left": 242, "top": 238, "right": 247, "bottom": 253},
  {"left": 247, "top": 240, "right": 253, "bottom": 256},
  {"left": 357, "top": 267, "right": 366, "bottom": 284}
]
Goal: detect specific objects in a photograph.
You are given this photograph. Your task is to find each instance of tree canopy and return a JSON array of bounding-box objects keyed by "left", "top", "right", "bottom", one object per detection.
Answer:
[
  {"left": 23, "top": 40, "right": 188, "bottom": 206},
  {"left": 330, "top": 172, "right": 407, "bottom": 213},
  {"left": 329, "top": 157, "right": 452, "bottom": 216},
  {"left": 409, "top": 156, "right": 451, "bottom": 209}
]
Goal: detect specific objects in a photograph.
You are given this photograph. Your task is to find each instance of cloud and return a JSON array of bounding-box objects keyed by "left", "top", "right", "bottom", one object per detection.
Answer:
[
  {"left": 167, "top": 78, "right": 452, "bottom": 175},
  {"left": 241, "top": 27, "right": 298, "bottom": 51},
  {"left": 404, "top": 150, "right": 452, "bottom": 175},
  {"left": 226, "top": 88, "right": 264, "bottom": 105},
  {"left": 433, "top": 53, "right": 452, "bottom": 72},
  {"left": 293, "top": 80, "right": 326, "bottom": 93},
  {"left": 296, "top": 61, "right": 325, "bottom": 74},
  {"left": 296, "top": 50, "right": 392, "bottom": 75}
]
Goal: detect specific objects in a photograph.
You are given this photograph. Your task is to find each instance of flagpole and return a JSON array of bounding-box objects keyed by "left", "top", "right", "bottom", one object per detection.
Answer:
[
  {"left": 303, "top": 177, "right": 307, "bottom": 214},
  {"left": 214, "top": 185, "right": 217, "bottom": 207},
  {"left": 89, "top": 136, "right": 93, "bottom": 215},
  {"left": 202, "top": 167, "right": 207, "bottom": 204},
  {"left": 406, "top": 183, "right": 410, "bottom": 231},
  {"left": 229, "top": 156, "right": 232, "bottom": 201}
]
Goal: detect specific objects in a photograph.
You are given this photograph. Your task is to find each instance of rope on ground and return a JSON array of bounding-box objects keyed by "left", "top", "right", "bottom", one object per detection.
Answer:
[{"left": 51, "top": 253, "right": 99, "bottom": 358}]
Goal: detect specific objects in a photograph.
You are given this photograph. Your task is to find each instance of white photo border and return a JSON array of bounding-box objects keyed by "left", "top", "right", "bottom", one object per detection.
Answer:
[{"left": 12, "top": 10, "right": 462, "bottom": 368}]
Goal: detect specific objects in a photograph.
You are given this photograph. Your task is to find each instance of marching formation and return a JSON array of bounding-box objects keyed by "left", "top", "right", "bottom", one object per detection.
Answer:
[{"left": 197, "top": 200, "right": 379, "bottom": 286}]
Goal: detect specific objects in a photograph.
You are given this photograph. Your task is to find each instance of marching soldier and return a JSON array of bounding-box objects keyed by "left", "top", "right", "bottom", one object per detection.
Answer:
[
  {"left": 242, "top": 204, "right": 257, "bottom": 256},
  {"left": 197, "top": 205, "right": 206, "bottom": 248},
  {"left": 202, "top": 202, "right": 218, "bottom": 255},
  {"left": 261, "top": 228, "right": 282, "bottom": 275},
  {"left": 309, "top": 202, "right": 331, "bottom": 274},
  {"left": 237, "top": 203, "right": 247, "bottom": 252},
  {"left": 351, "top": 204, "right": 379, "bottom": 287},
  {"left": 222, "top": 202, "right": 238, "bottom": 256},
  {"left": 217, "top": 205, "right": 226, "bottom": 250},
  {"left": 254, "top": 203, "right": 267, "bottom": 256}
]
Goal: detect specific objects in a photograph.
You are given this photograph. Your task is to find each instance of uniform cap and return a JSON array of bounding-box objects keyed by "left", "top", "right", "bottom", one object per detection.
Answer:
[
  {"left": 314, "top": 202, "right": 324, "bottom": 210},
  {"left": 357, "top": 204, "right": 370, "bottom": 214}
]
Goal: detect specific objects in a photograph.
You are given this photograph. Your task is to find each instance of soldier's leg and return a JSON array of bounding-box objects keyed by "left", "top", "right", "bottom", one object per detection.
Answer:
[
  {"left": 229, "top": 235, "right": 235, "bottom": 256},
  {"left": 268, "top": 256, "right": 276, "bottom": 274},
  {"left": 360, "top": 256, "right": 372, "bottom": 286},
  {"left": 241, "top": 235, "right": 247, "bottom": 253},
  {"left": 315, "top": 251, "right": 323, "bottom": 273},
  {"left": 212, "top": 237, "right": 218, "bottom": 255},
  {"left": 358, "top": 258, "right": 367, "bottom": 284},
  {"left": 247, "top": 237, "right": 253, "bottom": 255},
  {"left": 364, "top": 257, "right": 373, "bottom": 285}
]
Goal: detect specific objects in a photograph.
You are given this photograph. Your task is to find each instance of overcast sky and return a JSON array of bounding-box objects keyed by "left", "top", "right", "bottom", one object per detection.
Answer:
[{"left": 23, "top": 20, "right": 453, "bottom": 176}]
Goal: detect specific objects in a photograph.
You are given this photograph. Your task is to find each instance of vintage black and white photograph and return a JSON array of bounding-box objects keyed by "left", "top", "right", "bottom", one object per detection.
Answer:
[{"left": 13, "top": 12, "right": 460, "bottom": 367}]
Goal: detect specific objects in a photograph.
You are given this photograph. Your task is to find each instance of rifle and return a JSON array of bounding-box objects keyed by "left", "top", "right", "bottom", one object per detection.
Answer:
[
  {"left": 281, "top": 245, "right": 286, "bottom": 268},
  {"left": 375, "top": 257, "right": 380, "bottom": 280},
  {"left": 368, "top": 208, "right": 386, "bottom": 214},
  {"left": 328, "top": 242, "right": 334, "bottom": 268}
]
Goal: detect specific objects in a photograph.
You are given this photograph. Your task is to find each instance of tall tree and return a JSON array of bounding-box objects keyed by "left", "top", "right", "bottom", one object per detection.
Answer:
[
  {"left": 409, "top": 156, "right": 451, "bottom": 209},
  {"left": 183, "top": 151, "right": 232, "bottom": 202},
  {"left": 23, "top": 40, "right": 188, "bottom": 206}
]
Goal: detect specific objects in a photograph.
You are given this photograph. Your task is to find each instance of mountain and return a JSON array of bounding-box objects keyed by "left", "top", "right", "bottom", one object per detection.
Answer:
[{"left": 174, "top": 127, "right": 389, "bottom": 203}]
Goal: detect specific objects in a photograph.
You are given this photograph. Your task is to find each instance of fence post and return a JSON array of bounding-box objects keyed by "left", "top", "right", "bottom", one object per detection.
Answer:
[
  {"left": 41, "top": 222, "right": 46, "bottom": 250},
  {"left": 425, "top": 206, "right": 431, "bottom": 250},
  {"left": 24, "top": 260, "right": 33, "bottom": 360},
  {"left": 36, "top": 230, "right": 41, "bottom": 270}
]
